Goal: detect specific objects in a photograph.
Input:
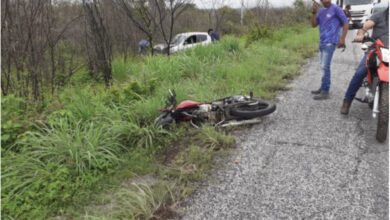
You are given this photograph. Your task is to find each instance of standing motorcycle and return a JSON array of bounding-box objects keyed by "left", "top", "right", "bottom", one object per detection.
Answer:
[
  {"left": 155, "top": 90, "right": 276, "bottom": 128},
  {"left": 354, "top": 36, "right": 389, "bottom": 142}
]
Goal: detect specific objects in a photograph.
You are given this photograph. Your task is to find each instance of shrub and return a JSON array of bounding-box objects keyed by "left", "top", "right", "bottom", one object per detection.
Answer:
[
  {"left": 246, "top": 25, "right": 274, "bottom": 46},
  {"left": 112, "top": 182, "right": 177, "bottom": 219},
  {"left": 1, "top": 95, "right": 27, "bottom": 150},
  {"left": 2, "top": 153, "right": 101, "bottom": 219},
  {"left": 220, "top": 36, "right": 242, "bottom": 53},
  {"left": 17, "top": 119, "right": 126, "bottom": 175}
]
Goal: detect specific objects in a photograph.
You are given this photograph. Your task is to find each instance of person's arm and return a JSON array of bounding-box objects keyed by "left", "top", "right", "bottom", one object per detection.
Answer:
[
  {"left": 354, "top": 20, "right": 375, "bottom": 42},
  {"left": 336, "top": 7, "right": 349, "bottom": 48},
  {"left": 311, "top": 3, "right": 319, "bottom": 27},
  {"left": 338, "top": 23, "right": 349, "bottom": 48}
]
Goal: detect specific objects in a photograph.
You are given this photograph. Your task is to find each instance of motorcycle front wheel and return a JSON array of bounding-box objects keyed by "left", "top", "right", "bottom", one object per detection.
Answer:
[
  {"left": 376, "top": 82, "right": 388, "bottom": 143},
  {"left": 230, "top": 99, "right": 276, "bottom": 119},
  {"left": 155, "top": 113, "right": 174, "bottom": 127}
]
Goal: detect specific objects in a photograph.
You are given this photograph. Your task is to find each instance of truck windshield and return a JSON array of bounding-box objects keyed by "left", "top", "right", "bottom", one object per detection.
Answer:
[{"left": 344, "top": 0, "right": 372, "bottom": 5}]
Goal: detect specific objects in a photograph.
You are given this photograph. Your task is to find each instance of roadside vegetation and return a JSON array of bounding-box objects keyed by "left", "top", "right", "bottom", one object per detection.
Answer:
[{"left": 2, "top": 24, "right": 318, "bottom": 219}]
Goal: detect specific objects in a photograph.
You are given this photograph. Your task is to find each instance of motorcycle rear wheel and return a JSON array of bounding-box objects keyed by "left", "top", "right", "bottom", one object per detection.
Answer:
[
  {"left": 230, "top": 99, "right": 276, "bottom": 119},
  {"left": 376, "top": 82, "right": 388, "bottom": 143}
]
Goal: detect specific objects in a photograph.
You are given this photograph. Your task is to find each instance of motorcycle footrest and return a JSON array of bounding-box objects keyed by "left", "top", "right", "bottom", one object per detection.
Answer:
[{"left": 355, "top": 97, "right": 369, "bottom": 103}]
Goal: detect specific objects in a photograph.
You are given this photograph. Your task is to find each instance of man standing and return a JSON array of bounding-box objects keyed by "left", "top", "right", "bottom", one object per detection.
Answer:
[
  {"left": 311, "top": 0, "right": 349, "bottom": 100},
  {"left": 138, "top": 39, "right": 149, "bottom": 55},
  {"left": 344, "top": 5, "right": 352, "bottom": 22},
  {"left": 340, "top": 7, "right": 389, "bottom": 115},
  {"left": 208, "top": 29, "right": 220, "bottom": 42}
]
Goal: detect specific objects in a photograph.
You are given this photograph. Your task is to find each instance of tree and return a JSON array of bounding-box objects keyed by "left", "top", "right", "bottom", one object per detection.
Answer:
[
  {"left": 154, "top": 0, "right": 193, "bottom": 56},
  {"left": 201, "top": 0, "right": 230, "bottom": 32},
  {"left": 113, "top": 0, "right": 161, "bottom": 55},
  {"left": 83, "top": 0, "right": 113, "bottom": 86}
]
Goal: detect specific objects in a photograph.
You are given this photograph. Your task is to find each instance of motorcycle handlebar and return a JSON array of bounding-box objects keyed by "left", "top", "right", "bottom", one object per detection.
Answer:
[{"left": 352, "top": 36, "right": 374, "bottom": 44}]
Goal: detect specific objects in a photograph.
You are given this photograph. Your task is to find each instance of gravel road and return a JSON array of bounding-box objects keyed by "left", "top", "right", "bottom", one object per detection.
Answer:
[{"left": 181, "top": 30, "right": 389, "bottom": 220}]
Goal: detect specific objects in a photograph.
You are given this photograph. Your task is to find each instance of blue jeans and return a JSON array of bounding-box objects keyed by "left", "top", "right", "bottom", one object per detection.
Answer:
[
  {"left": 344, "top": 52, "right": 368, "bottom": 102},
  {"left": 319, "top": 43, "right": 337, "bottom": 92}
]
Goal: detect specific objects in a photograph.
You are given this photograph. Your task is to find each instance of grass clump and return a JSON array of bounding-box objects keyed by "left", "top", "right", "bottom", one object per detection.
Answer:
[
  {"left": 112, "top": 182, "right": 177, "bottom": 219},
  {"left": 160, "top": 126, "right": 235, "bottom": 196},
  {"left": 196, "top": 126, "right": 235, "bottom": 150},
  {"left": 17, "top": 120, "right": 126, "bottom": 174}
]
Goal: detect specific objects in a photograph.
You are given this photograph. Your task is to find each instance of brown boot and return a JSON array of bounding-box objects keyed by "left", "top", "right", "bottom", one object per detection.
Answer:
[{"left": 340, "top": 99, "right": 351, "bottom": 115}]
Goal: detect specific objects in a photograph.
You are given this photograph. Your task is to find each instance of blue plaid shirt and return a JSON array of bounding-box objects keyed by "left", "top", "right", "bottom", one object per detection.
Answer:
[{"left": 316, "top": 4, "right": 348, "bottom": 47}]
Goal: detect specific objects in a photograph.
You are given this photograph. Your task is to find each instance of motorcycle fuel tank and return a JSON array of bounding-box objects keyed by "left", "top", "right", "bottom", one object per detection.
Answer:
[{"left": 176, "top": 100, "right": 201, "bottom": 109}]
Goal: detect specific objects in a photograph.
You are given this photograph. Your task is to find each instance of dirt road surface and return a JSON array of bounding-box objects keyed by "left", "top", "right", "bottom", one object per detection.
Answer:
[{"left": 181, "top": 30, "right": 389, "bottom": 220}]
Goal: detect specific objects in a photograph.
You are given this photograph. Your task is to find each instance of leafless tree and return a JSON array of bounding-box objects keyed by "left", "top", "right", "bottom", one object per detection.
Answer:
[
  {"left": 83, "top": 0, "right": 113, "bottom": 86},
  {"left": 112, "top": 0, "right": 162, "bottom": 55},
  {"left": 201, "top": 0, "right": 230, "bottom": 32},
  {"left": 45, "top": 1, "right": 81, "bottom": 94},
  {"left": 154, "top": 0, "right": 193, "bottom": 56}
]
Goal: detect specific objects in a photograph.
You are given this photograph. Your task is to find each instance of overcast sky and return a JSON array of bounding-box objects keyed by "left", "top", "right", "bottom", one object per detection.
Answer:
[{"left": 193, "top": 0, "right": 298, "bottom": 9}]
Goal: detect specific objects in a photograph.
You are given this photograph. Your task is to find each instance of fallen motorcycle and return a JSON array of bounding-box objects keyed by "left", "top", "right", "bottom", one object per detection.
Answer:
[
  {"left": 354, "top": 36, "right": 389, "bottom": 142},
  {"left": 155, "top": 90, "right": 276, "bottom": 128}
]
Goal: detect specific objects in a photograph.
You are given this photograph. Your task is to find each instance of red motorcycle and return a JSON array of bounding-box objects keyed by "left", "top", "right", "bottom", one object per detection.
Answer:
[
  {"left": 155, "top": 90, "right": 276, "bottom": 128},
  {"left": 355, "top": 37, "right": 389, "bottom": 142}
]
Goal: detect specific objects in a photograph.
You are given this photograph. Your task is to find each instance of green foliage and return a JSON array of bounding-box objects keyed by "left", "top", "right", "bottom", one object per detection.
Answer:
[
  {"left": 1, "top": 95, "right": 27, "bottom": 150},
  {"left": 1, "top": 25, "right": 319, "bottom": 219},
  {"left": 71, "top": 69, "right": 94, "bottom": 86},
  {"left": 196, "top": 126, "right": 235, "bottom": 150},
  {"left": 161, "top": 145, "right": 214, "bottom": 186},
  {"left": 246, "top": 25, "right": 274, "bottom": 46},
  {"left": 220, "top": 36, "right": 242, "bottom": 53},
  {"left": 2, "top": 153, "right": 101, "bottom": 219},
  {"left": 17, "top": 120, "right": 126, "bottom": 175},
  {"left": 112, "top": 182, "right": 177, "bottom": 219}
]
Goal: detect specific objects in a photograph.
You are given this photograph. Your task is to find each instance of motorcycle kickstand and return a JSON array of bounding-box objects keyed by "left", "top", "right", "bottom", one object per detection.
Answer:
[{"left": 190, "top": 120, "right": 200, "bottom": 129}]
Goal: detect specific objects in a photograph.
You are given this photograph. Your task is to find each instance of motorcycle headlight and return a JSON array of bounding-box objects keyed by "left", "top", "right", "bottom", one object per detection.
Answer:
[{"left": 380, "top": 47, "right": 389, "bottom": 63}]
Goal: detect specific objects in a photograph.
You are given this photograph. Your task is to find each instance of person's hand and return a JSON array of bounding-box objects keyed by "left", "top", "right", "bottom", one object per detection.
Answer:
[
  {"left": 312, "top": 3, "right": 319, "bottom": 14},
  {"left": 354, "top": 34, "right": 364, "bottom": 42},
  {"left": 338, "top": 38, "right": 346, "bottom": 48}
]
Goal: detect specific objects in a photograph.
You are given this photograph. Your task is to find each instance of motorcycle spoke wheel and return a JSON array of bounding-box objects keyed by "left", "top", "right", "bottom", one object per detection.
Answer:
[
  {"left": 230, "top": 99, "right": 276, "bottom": 119},
  {"left": 376, "top": 82, "right": 388, "bottom": 143}
]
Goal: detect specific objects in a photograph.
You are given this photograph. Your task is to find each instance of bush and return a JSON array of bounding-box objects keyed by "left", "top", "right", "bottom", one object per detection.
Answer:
[
  {"left": 17, "top": 119, "right": 126, "bottom": 175},
  {"left": 2, "top": 153, "right": 101, "bottom": 219},
  {"left": 220, "top": 36, "right": 242, "bottom": 53},
  {"left": 1, "top": 95, "right": 27, "bottom": 150},
  {"left": 246, "top": 25, "right": 274, "bottom": 46}
]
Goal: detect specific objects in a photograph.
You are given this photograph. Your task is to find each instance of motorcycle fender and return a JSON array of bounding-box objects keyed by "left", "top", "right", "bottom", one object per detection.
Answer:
[
  {"left": 366, "top": 50, "right": 376, "bottom": 85},
  {"left": 377, "top": 63, "right": 389, "bottom": 83}
]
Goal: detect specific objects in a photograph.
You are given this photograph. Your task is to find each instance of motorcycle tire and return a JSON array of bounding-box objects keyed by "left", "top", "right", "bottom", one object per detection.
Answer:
[
  {"left": 376, "top": 82, "right": 388, "bottom": 143},
  {"left": 155, "top": 113, "right": 174, "bottom": 127},
  {"left": 230, "top": 99, "right": 276, "bottom": 119}
]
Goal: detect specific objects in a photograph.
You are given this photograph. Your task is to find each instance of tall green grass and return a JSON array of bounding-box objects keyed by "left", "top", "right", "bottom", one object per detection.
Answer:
[{"left": 2, "top": 25, "right": 319, "bottom": 219}]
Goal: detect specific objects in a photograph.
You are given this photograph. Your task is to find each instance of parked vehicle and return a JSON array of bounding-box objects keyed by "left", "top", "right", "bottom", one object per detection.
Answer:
[
  {"left": 153, "top": 32, "right": 212, "bottom": 54},
  {"left": 334, "top": 0, "right": 382, "bottom": 29},
  {"left": 354, "top": 36, "right": 389, "bottom": 142},
  {"left": 155, "top": 90, "right": 276, "bottom": 128}
]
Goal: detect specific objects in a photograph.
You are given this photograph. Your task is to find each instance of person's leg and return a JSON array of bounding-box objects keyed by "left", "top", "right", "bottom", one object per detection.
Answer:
[
  {"left": 340, "top": 53, "right": 368, "bottom": 114},
  {"left": 138, "top": 45, "right": 142, "bottom": 54},
  {"left": 312, "top": 46, "right": 325, "bottom": 94},
  {"left": 344, "top": 53, "right": 369, "bottom": 102},
  {"left": 320, "top": 43, "right": 337, "bottom": 93}
]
